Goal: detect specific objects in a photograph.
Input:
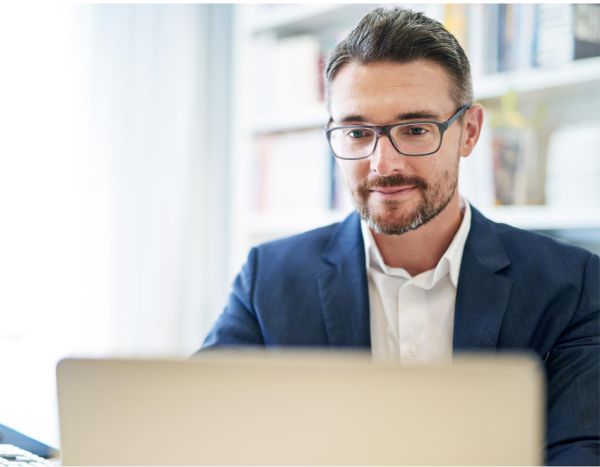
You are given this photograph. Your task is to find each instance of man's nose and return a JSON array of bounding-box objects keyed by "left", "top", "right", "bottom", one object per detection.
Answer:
[{"left": 369, "top": 133, "right": 407, "bottom": 175}]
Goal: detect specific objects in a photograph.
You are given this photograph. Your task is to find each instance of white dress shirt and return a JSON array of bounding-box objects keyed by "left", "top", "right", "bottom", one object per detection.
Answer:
[{"left": 362, "top": 200, "right": 472, "bottom": 364}]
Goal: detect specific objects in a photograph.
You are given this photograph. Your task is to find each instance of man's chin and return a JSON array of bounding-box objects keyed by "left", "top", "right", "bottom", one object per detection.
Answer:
[
  {"left": 360, "top": 205, "right": 425, "bottom": 236},
  {"left": 366, "top": 214, "right": 425, "bottom": 236}
]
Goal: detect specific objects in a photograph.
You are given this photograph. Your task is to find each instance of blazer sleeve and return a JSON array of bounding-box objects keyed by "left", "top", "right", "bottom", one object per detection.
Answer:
[
  {"left": 546, "top": 253, "right": 600, "bottom": 466},
  {"left": 201, "top": 247, "right": 265, "bottom": 348}
]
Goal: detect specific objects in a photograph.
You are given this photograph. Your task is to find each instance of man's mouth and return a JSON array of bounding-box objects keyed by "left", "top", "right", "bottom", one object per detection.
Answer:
[{"left": 369, "top": 185, "right": 417, "bottom": 196}]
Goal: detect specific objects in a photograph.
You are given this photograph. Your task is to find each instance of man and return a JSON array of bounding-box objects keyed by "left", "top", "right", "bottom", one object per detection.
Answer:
[{"left": 202, "top": 7, "right": 599, "bottom": 465}]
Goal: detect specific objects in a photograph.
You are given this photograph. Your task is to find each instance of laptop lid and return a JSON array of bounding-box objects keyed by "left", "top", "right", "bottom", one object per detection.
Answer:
[{"left": 56, "top": 351, "right": 544, "bottom": 465}]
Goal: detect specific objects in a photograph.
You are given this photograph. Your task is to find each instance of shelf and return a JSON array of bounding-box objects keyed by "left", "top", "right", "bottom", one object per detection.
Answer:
[
  {"left": 479, "top": 206, "right": 600, "bottom": 231},
  {"left": 474, "top": 57, "right": 600, "bottom": 100},
  {"left": 248, "top": 206, "right": 600, "bottom": 242}
]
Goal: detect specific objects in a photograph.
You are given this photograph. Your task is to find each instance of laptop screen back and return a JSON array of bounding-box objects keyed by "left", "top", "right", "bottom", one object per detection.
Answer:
[{"left": 57, "top": 351, "right": 544, "bottom": 465}]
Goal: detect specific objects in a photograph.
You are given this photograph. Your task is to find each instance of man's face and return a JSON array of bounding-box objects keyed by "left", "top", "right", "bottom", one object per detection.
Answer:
[{"left": 328, "top": 60, "right": 468, "bottom": 235}]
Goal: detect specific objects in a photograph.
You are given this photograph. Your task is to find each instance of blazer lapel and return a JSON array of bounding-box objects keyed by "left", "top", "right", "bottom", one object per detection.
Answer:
[
  {"left": 453, "top": 207, "right": 513, "bottom": 351},
  {"left": 315, "top": 208, "right": 513, "bottom": 351},
  {"left": 317, "top": 213, "right": 371, "bottom": 348}
]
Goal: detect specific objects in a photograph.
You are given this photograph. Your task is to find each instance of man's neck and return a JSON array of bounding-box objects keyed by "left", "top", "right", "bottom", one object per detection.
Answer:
[{"left": 370, "top": 193, "right": 465, "bottom": 276}]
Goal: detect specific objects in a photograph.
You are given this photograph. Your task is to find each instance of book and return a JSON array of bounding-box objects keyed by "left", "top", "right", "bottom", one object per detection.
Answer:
[
  {"left": 466, "top": 4, "right": 485, "bottom": 78},
  {"left": 484, "top": 4, "right": 500, "bottom": 74},
  {"left": 443, "top": 4, "right": 468, "bottom": 52},
  {"left": 515, "top": 4, "right": 537, "bottom": 70},
  {"left": 574, "top": 4, "right": 600, "bottom": 60},
  {"left": 501, "top": 4, "right": 537, "bottom": 72},
  {"left": 535, "top": 4, "right": 574, "bottom": 68}
]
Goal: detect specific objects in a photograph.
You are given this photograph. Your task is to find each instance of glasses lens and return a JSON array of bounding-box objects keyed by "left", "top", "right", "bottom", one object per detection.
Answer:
[
  {"left": 390, "top": 123, "right": 441, "bottom": 155},
  {"left": 328, "top": 127, "right": 376, "bottom": 159}
]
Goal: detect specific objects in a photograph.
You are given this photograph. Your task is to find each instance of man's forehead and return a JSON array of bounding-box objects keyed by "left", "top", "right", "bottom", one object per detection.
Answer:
[
  {"left": 330, "top": 59, "right": 452, "bottom": 88},
  {"left": 328, "top": 60, "right": 455, "bottom": 121}
]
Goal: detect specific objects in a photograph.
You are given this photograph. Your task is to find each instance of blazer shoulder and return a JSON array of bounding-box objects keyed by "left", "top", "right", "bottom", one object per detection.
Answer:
[
  {"left": 254, "top": 221, "right": 339, "bottom": 257},
  {"left": 251, "top": 218, "right": 346, "bottom": 272}
]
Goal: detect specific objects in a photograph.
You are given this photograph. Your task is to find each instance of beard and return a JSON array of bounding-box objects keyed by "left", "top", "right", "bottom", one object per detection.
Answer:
[{"left": 351, "top": 165, "right": 459, "bottom": 236}]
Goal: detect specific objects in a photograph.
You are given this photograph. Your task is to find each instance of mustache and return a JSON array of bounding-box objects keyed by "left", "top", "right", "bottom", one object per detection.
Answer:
[{"left": 358, "top": 174, "right": 428, "bottom": 194}]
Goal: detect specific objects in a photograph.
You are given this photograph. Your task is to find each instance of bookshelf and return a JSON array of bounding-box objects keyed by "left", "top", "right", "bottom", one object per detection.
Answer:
[
  {"left": 250, "top": 57, "right": 600, "bottom": 138},
  {"left": 229, "top": 4, "right": 600, "bottom": 274}
]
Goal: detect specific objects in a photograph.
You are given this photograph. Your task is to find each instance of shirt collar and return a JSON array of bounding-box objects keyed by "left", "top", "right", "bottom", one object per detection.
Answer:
[{"left": 361, "top": 199, "right": 472, "bottom": 288}]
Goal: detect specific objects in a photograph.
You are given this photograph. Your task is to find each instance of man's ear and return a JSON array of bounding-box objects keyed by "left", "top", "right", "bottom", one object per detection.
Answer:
[{"left": 460, "top": 103, "right": 484, "bottom": 158}]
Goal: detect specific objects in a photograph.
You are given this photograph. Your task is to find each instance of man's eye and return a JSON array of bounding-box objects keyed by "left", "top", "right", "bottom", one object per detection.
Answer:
[
  {"left": 347, "top": 129, "right": 366, "bottom": 139},
  {"left": 407, "top": 126, "right": 427, "bottom": 136}
]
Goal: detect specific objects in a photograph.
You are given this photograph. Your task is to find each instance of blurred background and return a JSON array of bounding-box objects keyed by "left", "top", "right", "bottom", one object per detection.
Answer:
[{"left": 0, "top": 2, "right": 599, "bottom": 449}]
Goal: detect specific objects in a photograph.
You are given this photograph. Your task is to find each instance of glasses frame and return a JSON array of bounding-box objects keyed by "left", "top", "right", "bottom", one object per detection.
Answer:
[{"left": 325, "top": 104, "right": 470, "bottom": 160}]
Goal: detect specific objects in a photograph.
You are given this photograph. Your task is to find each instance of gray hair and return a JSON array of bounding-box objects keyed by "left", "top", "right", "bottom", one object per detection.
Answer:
[{"left": 324, "top": 7, "right": 473, "bottom": 107}]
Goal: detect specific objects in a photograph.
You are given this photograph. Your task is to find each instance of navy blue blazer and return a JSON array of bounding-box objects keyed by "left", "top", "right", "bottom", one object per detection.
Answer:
[{"left": 203, "top": 207, "right": 600, "bottom": 465}]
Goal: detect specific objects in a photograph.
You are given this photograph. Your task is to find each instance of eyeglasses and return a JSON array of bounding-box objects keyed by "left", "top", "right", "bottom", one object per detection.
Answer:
[{"left": 325, "top": 105, "right": 469, "bottom": 160}]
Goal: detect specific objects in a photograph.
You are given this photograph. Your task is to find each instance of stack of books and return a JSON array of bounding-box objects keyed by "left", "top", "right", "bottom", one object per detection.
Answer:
[{"left": 455, "top": 4, "right": 600, "bottom": 76}]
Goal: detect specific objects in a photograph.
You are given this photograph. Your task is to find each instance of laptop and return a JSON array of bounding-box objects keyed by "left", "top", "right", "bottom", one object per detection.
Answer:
[{"left": 56, "top": 351, "right": 544, "bottom": 465}]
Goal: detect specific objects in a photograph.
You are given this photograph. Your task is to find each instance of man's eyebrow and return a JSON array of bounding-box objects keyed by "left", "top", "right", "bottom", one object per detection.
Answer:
[
  {"left": 396, "top": 110, "right": 440, "bottom": 120},
  {"left": 333, "top": 110, "right": 442, "bottom": 125},
  {"left": 336, "top": 114, "right": 368, "bottom": 124}
]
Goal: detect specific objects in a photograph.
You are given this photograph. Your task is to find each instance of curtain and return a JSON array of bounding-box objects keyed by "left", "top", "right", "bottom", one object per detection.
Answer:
[{"left": 0, "top": 3, "right": 232, "bottom": 447}]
